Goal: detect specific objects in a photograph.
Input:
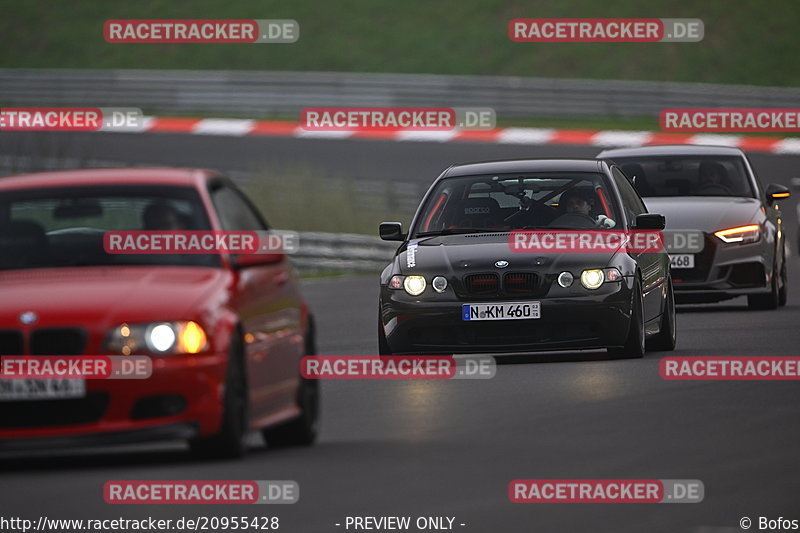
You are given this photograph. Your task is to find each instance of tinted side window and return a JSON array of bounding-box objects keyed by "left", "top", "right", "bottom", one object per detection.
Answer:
[
  {"left": 611, "top": 167, "right": 647, "bottom": 224},
  {"left": 211, "top": 186, "right": 266, "bottom": 231},
  {"left": 743, "top": 154, "right": 765, "bottom": 199}
]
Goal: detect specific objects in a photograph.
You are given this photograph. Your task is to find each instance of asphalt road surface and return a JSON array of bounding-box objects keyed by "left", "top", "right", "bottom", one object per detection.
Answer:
[{"left": 1, "top": 134, "right": 799, "bottom": 533}]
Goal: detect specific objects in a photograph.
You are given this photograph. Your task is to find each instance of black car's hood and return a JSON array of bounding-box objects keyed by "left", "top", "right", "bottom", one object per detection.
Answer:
[
  {"left": 643, "top": 197, "right": 761, "bottom": 231},
  {"left": 398, "top": 233, "right": 621, "bottom": 275}
]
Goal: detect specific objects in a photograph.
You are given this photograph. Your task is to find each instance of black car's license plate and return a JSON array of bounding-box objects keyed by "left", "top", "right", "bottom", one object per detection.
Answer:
[{"left": 462, "top": 302, "right": 540, "bottom": 321}]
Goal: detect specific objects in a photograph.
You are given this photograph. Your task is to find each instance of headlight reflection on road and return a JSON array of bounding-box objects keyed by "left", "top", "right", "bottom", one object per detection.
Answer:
[
  {"left": 567, "top": 364, "right": 630, "bottom": 403},
  {"left": 392, "top": 380, "right": 448, "bottom": 441}
]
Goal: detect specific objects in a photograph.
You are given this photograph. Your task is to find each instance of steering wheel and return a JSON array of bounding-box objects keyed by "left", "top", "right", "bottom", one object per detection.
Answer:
[
  {"left": 503, "top": 198, "right": 557, "bottom": 225},
  {"left": 548, "top": 212, "right": 599, "bottom": 229}
]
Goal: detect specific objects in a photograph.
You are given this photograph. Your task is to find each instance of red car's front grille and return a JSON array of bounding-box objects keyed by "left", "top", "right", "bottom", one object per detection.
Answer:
[
  {"left": 0, "top": 328, "right": 87, "bottom": 355},
  {"left": 464, "top": 274, "right": 500, "bottom": 296},
  {"left": 30, "top": 328, "right": 87, "bottom": 355},
  {"left": 0, "top": 330, "right": 24, "bottom": 355}
]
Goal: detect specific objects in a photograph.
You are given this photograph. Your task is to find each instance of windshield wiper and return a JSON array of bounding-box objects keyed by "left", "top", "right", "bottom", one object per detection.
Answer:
[{"left": 415, "top": 228, "right": 505, "bottom": 237}]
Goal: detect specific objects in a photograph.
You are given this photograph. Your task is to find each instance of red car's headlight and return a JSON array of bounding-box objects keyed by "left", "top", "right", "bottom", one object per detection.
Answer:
[{"left": 105, "top": 321, "right": 208, "bottom": 355}]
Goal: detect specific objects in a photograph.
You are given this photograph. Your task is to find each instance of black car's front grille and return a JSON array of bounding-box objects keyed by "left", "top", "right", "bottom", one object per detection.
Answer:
[
  {"left": 462, "top": 272, "right": 545, "bottom": 298},
  {"left": 464, "top": 274, "right": 500, "bottom": 296},
  {"left": 29, "top": 328, "right": 87, "bottom": 356},
  {"left": 0, "top": 393, "right": 109, "bottom": 428},
  {"left": 504, "top": 272, "right": 538, "bottom": 295},
  {"left": 0, "top": 330, "right": 24, "bottom": 355}
]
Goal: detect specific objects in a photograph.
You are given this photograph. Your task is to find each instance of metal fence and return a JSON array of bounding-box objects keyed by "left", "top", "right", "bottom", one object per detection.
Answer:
[
  {"left": 3, "top": 68, "right": 798, "bottom": 272},
  {"left": 292, "top": 232, "right": 397, "bottom": 272},
  {"left": 2, "top": 69, "right": 800, "bottom": 119}
]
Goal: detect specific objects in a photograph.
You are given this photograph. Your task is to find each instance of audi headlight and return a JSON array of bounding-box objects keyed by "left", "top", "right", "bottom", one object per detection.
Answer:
[
  {"left": 714, "top": 224, "right": 761, "bottom": 244},
  {"left": 105, "top": 321, "right": 208, "bottom": 355},
  {"left": 403, "top": 275, "right": 427, "bottom": 296}
]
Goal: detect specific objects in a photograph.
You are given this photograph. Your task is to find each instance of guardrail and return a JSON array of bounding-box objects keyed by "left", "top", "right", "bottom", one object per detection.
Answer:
[
  {"left": 3, "top": 69, "right": 800, "bottom": 119},
  {"left": 291, "top": 231, "right": 397, "bottom": 272}
]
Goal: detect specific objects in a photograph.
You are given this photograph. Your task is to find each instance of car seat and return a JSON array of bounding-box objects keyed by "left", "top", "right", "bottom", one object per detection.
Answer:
[{"left": 454, "top": 197, "right": 503, "bottom": 229}]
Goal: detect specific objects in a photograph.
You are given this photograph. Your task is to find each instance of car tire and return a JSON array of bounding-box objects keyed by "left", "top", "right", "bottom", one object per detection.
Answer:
[
  {"left": 778, "top": 255, "right": 788, "bottom": 307},
  {"left": 748, "top": 261, "right": 780, "bottom": 310},
  {"left": 646, "top": 278, "right": 676, "bottom": 352},
  {"left": 378, "top": 307, "right": 392, "bottom": 356},
  {"left": 261, "top": 320, "right": 319, "bottom": 447},
  {"left": 262, "top": 378, "right": 319, "bottom": 447},
  {"left": 189, "top": 333, "right": 248, "bottom": 459},
  {"left": 609, "top": 277, "right": 645, "bottom": 359}
]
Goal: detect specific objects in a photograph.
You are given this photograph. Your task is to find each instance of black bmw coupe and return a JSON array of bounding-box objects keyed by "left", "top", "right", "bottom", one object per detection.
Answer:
[{"left": 378, "top": 159, "right": 676, "bottom": 358}]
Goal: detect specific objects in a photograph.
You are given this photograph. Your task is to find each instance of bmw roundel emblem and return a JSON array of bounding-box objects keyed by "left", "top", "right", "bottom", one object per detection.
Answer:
[
  {"left": 19, "top": 311, "right": 38, "bottom": 325},
  {"left": 495, "top": 260, "right": 509, "bottom": 268}
]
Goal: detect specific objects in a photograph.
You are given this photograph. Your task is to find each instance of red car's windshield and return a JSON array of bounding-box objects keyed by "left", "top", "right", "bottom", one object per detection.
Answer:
[{"left": 0, "top": 185, "right": 220, "bottom": 270}]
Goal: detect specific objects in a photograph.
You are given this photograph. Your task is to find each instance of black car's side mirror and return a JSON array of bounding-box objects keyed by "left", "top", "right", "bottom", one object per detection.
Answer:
[
  {"left": 765, "top": 183, "right": 791, "bottom": 204},
  {"left": 634, "top": 213, "right": 666, "bottom": 230},
  {"left": 379, "top": 222, "right": 406, "bottom": 241}
]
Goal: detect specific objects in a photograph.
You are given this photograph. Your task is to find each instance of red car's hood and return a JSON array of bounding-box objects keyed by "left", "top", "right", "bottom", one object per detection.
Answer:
[{"left": 0, "top": 266, "right": 231, "bottom": 328}]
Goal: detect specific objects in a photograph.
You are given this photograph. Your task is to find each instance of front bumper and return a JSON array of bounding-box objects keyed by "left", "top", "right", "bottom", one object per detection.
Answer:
[
  {"left": 381, "top": 281, "right": 634, "bottom": 354},
  {"left": 0, "top": 352, "right": 227, "bottom": 444},
  {"left": 671, "top": 235, "right": 772, "bottom": 303},
  {"left": 0, "top": 423, "right": 198, "bottom": 452}
]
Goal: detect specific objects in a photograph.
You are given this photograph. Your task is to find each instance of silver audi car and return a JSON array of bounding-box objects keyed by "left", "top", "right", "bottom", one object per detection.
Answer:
[{"left": 597, "top": 145, "right": 790, "bottom": 309}]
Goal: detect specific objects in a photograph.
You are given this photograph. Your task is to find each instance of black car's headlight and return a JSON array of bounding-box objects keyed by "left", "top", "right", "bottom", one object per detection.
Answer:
[
  {"left": 403, "top": 275, "right": 427, "bottom": 296},
  {"left": 389, "top": 275, "right": 428, "bottom": 296},
  {"left": 714, "top": 224, "right": 761, "bottom": 244},
  {"left": 431, "top": 276, "right": 448, "bottom": 293},
  {"left": 579, "top": 268, "right": 622, "bottom": 290},
  {"left": 557, "top": 271, "right": 574, "bottom": 287},
  {"left": 105, "top": 321, "right": 208, "bottom": 355}
]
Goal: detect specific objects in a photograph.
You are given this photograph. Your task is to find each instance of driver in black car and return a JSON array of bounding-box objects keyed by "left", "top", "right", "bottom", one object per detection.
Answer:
[
  {"left": 549, "top": 188, "right": 615, "bottom": 229},
  {"left": 562, "top": 189, "right": 593, "bottom": 217}
]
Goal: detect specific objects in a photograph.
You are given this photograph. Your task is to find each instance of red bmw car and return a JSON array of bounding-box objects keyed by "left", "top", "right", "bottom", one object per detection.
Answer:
[{"left": 0, "top": 168, "right": 318, "bottom": 457}]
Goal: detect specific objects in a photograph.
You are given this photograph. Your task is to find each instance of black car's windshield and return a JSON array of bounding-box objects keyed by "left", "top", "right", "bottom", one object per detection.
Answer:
[
  {"left": 612, "top": 155, "right": 756, "bottom": 198},
  {"left": 0, "top": 185, "right": 220, "bottom": 270},
  {"left": 412, "top": 172, "right": 621, "bottom": 238}
]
